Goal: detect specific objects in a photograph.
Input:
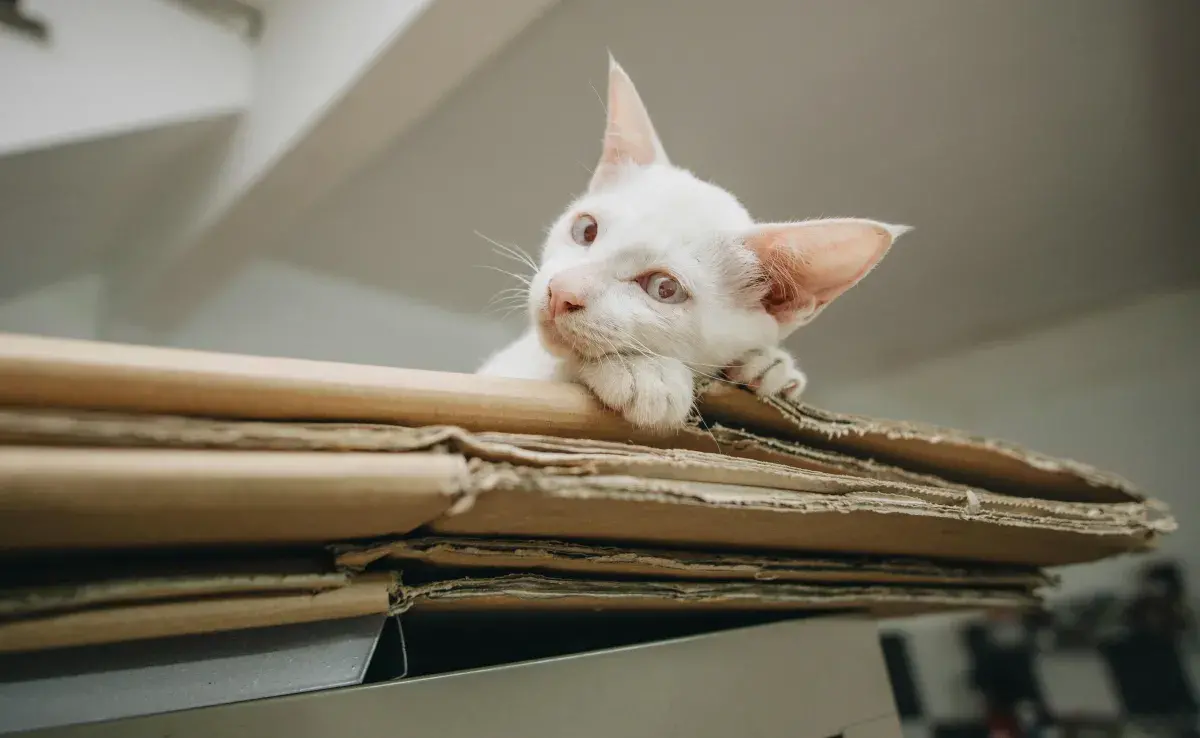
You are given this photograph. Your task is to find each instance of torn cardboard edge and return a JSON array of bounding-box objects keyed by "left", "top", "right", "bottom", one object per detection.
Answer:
[
  {"left": 0, "top": 407, "right": 988, "bottom": 498},
  {"left": 0, "top": 567, "right": 1032, "bottom": 653},
  {"left": 437, "top": 467, "right": 1162, "bottom": 566},
  {"left": 333, "top": 536, "right": 1052, "bottom": 590},
  {"left": 0, "top": 576, "right": 393, "bottom": 654},
  {"left": 0, "top": 442, "right": 1169, "bottom": 564},
  {"left": 394, "top": 574, "right": 1040, "bottom": 618},
  {"left": 0, "top": 411, "right": 1168, "bottom": 526},
  {"left": 0, "top": 332, "right": 1140, "bottom": 503},
  {"left": 698, "top": 382, "right": 1140, "bottom": 503}
]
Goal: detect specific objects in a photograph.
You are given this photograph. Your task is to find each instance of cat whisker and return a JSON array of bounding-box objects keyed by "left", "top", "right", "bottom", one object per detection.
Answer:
[
  {"left": 474, "top": 231, "right": 539, "bottom": 272},
  {"left": 487, "top": 286, "right": 529, "bottom": 303},
  {"left": 474, "top": 264, "right": 532, "bottom": 286},
  {"left": 573, "top": 323, "right": 735, "bottom": 385},
  {"left": 487, "top": 306, "right": 528, "bottom": 320},
  {"left": 614, "top": 331, "right": 741, "bottom": 376},
  {"left": 579, "top": 327, "right": 731, "bottom": 453},
  {"left": 485, "top": 289, "right": 531, "bottom": 314},
  {"left": 613, "top": 334, "right": 743, "bottom": 389},
  {"left": 487, "top": 301, "right": 528, "bottom": 313}
]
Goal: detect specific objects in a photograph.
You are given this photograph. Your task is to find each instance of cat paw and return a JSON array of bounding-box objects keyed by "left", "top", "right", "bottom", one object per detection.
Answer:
[
  {"left": 727, "top": 347, "right": 808, "bottom": 403},
  {"left": 575, "top": 356, "right": 695, "bottom": 431}
]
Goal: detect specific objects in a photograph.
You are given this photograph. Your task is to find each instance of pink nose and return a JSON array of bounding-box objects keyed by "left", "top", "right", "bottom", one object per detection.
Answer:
[{"left": 547, "top": 278, "right": 585, "bottom": 320}]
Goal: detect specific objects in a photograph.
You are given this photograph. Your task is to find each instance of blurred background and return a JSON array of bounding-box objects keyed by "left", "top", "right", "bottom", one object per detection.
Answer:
[{"left": 1, "top": 0, "right": 1197, "bottom": 733}]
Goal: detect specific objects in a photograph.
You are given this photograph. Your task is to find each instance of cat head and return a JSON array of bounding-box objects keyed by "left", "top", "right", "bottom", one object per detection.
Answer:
[{"left": 527, "top": 55, "right": 909, "bottom": 372}]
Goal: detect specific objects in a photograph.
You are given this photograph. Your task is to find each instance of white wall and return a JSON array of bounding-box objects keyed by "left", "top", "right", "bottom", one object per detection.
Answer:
[
  {"left": 812, "top": 286, "right": 1200, "bottom": 600},
  {"left": 0, "top": 0, "right": 251, "bottom": 155},
  {"left": 0, "top": 273, "right": 103, "bottom": 339},
  {"left": 166, "top": 259, "right": 515, "bottom": 372}
]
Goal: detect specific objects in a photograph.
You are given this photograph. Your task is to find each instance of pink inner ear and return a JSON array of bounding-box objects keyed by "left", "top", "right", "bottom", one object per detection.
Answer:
[
  {"left": 590, "top": 59, "right": 668, "bottom": 191},
  {"left": 746, "top": 220, "right": 897, "bottom": 319}
]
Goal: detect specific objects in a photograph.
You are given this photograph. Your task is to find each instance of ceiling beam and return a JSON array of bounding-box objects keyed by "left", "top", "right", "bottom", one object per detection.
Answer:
[{"left": 106, "top": 0, "right": 560, "bottom": 334}]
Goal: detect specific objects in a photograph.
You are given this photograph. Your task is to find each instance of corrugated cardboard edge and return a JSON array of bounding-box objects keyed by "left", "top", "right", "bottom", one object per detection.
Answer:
[
  {"left": 0, "top": 575, "right": 394, "bottom": 654},
  {"left": 333, "top": 536, "right": 1051, "bottom": 589},
  {"left": 0, "top": 408, "right": 986, "bottom": 498},
  {"left": 0, "top": 441, "right": 1170, "bottom": 560},
  {"left": 468, "top": 462, "right": 1165, "bottom": 532},
  {"left": 0, "top": 447, "right": 469, "bottom": 550},
  {"left": 0, "top": 408, "right": 990, "bottom": 499},
  {"left": 0, "top": 409, "right": 1173, "bottom": 527},
  {"left": 394, "top": 575, "right": 1039, "bottom": 617},
  {"left": 0, "top": 572, "right": 351, "bottom": 618},
  {"left": 438, "top": 469, "right": 1165, "bottom": 566},
  {"left": 0, "top": 332, "right": 1143, "bottom": 503},
  {"left": 698, "top": 383, "right": 1141, "bottom": 502}
]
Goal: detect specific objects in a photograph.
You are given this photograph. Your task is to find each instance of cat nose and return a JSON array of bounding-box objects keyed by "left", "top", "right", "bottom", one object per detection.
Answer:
[{"left": 547, "top": 278, "right": 586, "bottom": 319}]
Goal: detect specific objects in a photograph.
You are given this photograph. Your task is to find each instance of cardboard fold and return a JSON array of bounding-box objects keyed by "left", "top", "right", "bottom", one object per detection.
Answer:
[
  {"left": 0, "top": 409, "right": 981, "bottom": 497},
  {"left": 0, "top": 408, "right": 984, "bottom": 496},
  {"left": 0, "top": 447, "right": 468, "bottom": 550},
  {"left": 0, "top": 572, "right": 352, "bottom": 619},
  {"left": 698, "top": 388, "right": 1140, "bottom": 503},
  {"left": 0, "top": 576, "right": 393, "bottom": 654},
  {"left": 439, "top": 467, "right": 1158, "bottom": 566},
  {"left": 395, "top": 574, "right": 1039, "bottom": 617},
  {"left": 333, "top": 536, "right": 1051, "bottom": 589},
  {"left": 0, "top": 419, "right": 1169, "bottom": 563},
  {"left": 0, "top": 332, "right": 1141, "bottom": 504}
]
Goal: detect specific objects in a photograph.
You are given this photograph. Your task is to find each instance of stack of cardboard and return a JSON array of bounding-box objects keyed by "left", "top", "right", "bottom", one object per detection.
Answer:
[{"left": 0, "top": 332, "right": 1175, "bottom": 654}]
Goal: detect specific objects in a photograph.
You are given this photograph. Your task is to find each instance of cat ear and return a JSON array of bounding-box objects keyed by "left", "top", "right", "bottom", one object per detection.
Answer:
[
  {"left": 742, "top": 218, "right": 910, "bottom": 324},
  {"left": 589, "top": 55, "right": 669, "bottom": 191}
]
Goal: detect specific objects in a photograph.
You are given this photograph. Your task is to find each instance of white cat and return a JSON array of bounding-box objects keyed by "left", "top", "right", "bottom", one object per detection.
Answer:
[{"left": 479, "top": 55, "right": 908, "bottom": 431}]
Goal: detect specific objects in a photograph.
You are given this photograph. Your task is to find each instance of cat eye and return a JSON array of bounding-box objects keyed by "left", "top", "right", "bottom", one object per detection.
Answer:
[
  {"left": 639, "top": 272, "right": 688, "bottom": 304},
  {"left": 570, "top": 214, "right": 598, "bottom": 246}
]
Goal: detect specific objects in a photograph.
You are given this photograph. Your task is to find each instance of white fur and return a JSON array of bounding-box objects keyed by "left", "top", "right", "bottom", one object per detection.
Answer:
[{"left": 478, "top": 57, "right": 906, "bottom": 431}]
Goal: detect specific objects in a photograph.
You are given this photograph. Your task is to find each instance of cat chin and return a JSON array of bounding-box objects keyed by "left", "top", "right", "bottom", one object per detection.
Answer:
[
  {"left": 537, "top": 321, "right": 611, "bottom": 362},
  {"left": 536, "top": 322, "right": 582, "bottom": 359}
]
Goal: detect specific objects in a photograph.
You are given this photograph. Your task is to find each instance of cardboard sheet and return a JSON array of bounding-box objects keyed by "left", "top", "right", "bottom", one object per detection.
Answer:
[
  {"left": 0, "top": 447, "right": 466, "bottom": 549},
  {"left": 0, "top": 408, "right": 979, "bottom": 494},
  {"left": 0, "top": 576, "right": 392, "bottom": 654},
  {"left": 334, "top": 536, "right": 1050, "bottom": 589},
  {"left": 0, "top": 332, "right": 1141, "bottom": 503},
  {"left": 439, "top": 466, "right": 1158, "bottom": 566},
  {"left": 0, "top": 572, "right": 351, "bottom": 618},
  {"left": 395, "top": 574, "right": 1038, "bottom": 618},
  {"left": 0, "top": 417, "right": 1169, "bottom": 563}
]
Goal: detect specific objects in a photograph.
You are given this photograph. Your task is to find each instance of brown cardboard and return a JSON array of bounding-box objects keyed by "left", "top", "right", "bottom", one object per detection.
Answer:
[
  {"left": 0, "top": 576, "right": 392, "bottom": 653},
  {"left": 334, "top": 536, "right": 1050, "bottom": 589},
  {"left": 0, "top": 572, "right": 351, "bottom": 618},
  {"left": 0, "top": 408, "right": 982, "bottom": 495},
  {"left": 0, "top": 332, "right": 1141, "bottom": 503},
  {"left": 438, "top": 465, "right": 1158, "bottom": 566},
  {"left": 0, "top": 408, "right": 988, "bottom": 496},
  {"left": 0, "top": 447, "right": 466, "bottom": 549},
  {"left": 698, "top": 386, "right": 1140, "bottom": 503},
  {"left": 394, "top": 574, "right": 1038, "bottom": 617},
  {"left": 0, "top": 415, "right": 1169, "bottom": 563}
]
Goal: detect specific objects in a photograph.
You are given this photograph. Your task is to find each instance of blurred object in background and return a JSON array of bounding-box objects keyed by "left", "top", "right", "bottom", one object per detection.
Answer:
[
  {"left": 1103, "top": 561, "right": 1198, "bottom": 736},
  {"left": 885, "top": 559, "right": 1200, "bottom": 737},
  {"left": 1125, "top": 561, "right": 1194, "bottom": 641},
  {"left": 964, "top": 613, "right": 1046, "bottom": 738}
]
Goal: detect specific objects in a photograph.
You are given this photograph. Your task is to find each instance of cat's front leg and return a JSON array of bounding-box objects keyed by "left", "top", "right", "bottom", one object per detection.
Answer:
[
  {"left": 575, "top": 355, "right": 694, "bottom": 431},
  {"left": 726, "top": 347, "right": 808, "bottom": 403}
]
